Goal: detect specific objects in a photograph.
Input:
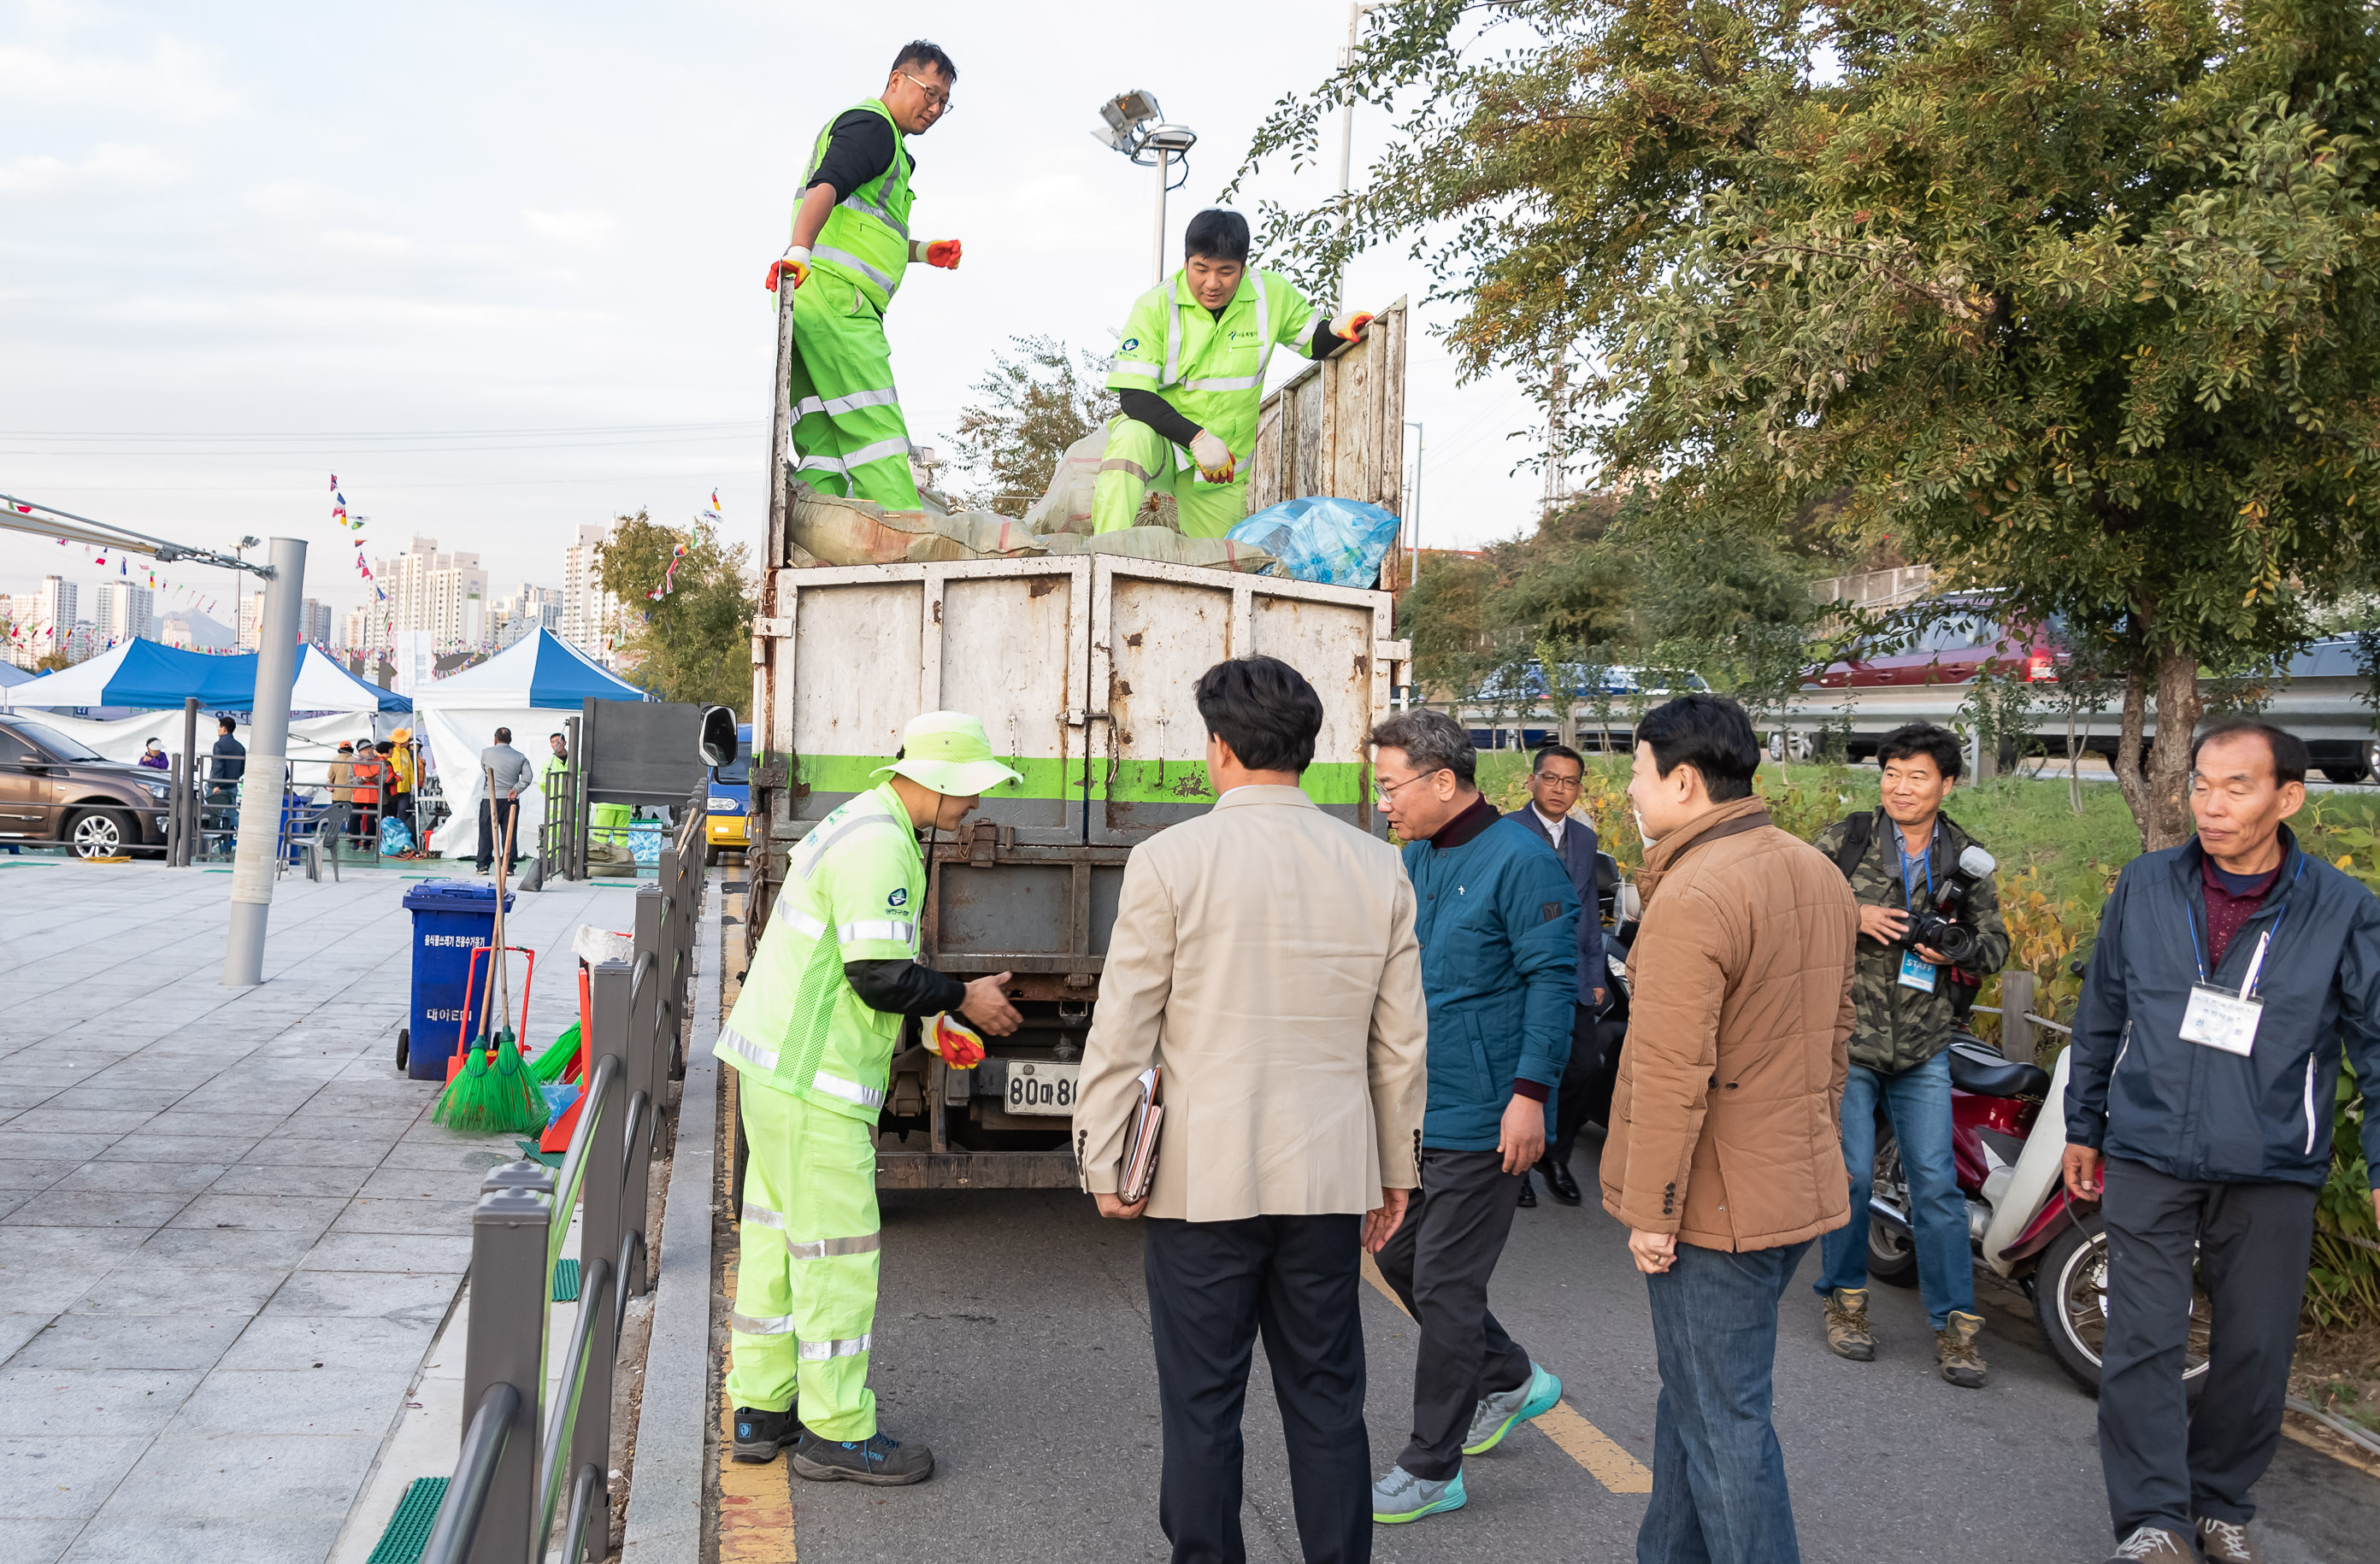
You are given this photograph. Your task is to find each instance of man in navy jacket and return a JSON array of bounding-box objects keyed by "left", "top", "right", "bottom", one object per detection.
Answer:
[
  {"left": 2065, "top": 718, "right": 2380, "bottom": 1564},
  {"left": 1364, "top": 709, "right": 1578, "bottom": 1527},
  {"left": 1505, "top": 743, "right": 1606, "bottom": 1206}
]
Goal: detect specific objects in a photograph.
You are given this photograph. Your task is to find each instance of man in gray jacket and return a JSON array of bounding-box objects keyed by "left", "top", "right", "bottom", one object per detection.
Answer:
[
  {"left": 1505, "top": 743, "right": 1606, "bottom": 1206},
  {"left": 477, "top": 726, "right": 533, "bottom": 873},
  {"left": 2066, "top": 718, "right": 2380, "bottom": 1564}
]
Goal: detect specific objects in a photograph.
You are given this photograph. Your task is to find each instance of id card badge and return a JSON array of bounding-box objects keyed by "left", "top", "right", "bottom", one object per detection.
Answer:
[
  {"left": 2179, "top": 983, "right": 2263, "bottom": 1055},
  {"left": 1897, "top": 950, "right": 1938, "bottom": 993}
]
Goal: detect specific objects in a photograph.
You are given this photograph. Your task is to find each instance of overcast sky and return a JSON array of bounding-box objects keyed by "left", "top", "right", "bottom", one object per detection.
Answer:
[{"left": 0, "top": 0, "right": 1551, "bottom": 621}]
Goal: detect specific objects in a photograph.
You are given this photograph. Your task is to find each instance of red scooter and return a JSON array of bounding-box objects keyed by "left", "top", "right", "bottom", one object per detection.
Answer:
[{"left": 1865, "top": 1031, "right": 2214, "bottom": 1395}]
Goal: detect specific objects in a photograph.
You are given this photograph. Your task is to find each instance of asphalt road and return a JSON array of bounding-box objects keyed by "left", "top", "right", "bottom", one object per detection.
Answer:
[{"left": 769, "top": 1146, "right": 2380, "bottom": 1563}]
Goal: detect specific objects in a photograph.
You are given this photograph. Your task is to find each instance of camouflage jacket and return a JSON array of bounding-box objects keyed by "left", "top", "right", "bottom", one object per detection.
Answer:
[{"left": 1807, "top": 810, "right": 2011, "bottom": 1075}]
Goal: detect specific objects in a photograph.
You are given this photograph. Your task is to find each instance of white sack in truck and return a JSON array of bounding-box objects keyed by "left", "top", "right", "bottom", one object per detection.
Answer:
[
  {"left": 787, "top": 482, "right": 1042, "bottom": 567},
  {"left": 1038, "top": 528, "right": 1277, "bottom": 574},
  {"left": 1020, "top": 428, "right": 1108, "bottom": 536}
]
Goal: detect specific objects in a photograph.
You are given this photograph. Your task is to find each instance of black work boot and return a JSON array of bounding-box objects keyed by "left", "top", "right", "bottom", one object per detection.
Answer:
[
  {"left": 731, "top": 1406, "right": 803, "bottom": 1463},
  {"left": 792, "top": 1428, "right": 935, "bottom": 1486}
]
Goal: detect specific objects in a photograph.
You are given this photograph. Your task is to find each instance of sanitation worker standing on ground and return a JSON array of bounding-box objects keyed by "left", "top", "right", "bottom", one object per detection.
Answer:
[
  {"left": 715, "top": 711, "right": 1024, "bottom": 1485},
  {"left": 765, "top": 39, "right": 965, "bottom": 511}
]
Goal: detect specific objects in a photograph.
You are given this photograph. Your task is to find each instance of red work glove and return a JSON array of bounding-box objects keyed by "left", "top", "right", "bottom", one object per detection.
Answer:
[
  {"left": 924, "top": 1012, "right": 987, "bottom": 1069},
  {"left": 923, "top": 238, "right": 963, "bottom": 269},
  {"left": 764, "top": 246, "right": 812, "bottom": 293}
]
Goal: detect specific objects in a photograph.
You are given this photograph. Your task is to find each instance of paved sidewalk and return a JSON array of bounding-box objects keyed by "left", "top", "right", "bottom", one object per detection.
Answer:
[{"left": 0, "top": 859, "right": 636, "bottom": 1564}]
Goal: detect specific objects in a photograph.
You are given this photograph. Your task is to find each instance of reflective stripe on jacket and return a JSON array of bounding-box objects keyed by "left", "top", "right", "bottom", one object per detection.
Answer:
[
  {"left": 802, "top": 99, "right": 912, "bottom": 310},
  {"left": 2067, "top": 826, "right": 2380, "bottom": 1188},
  {"left": 1104, "top": 267, "right": 1321, "bottom": 463},
  {"left": 716, "top": 781, "right": 925, "bottom": 1123}
]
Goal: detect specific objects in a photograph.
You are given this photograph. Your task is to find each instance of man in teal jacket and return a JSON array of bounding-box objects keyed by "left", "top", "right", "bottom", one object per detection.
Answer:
[{"left": 1364, "top": 709, "right": 1578, "bottom": 1526}]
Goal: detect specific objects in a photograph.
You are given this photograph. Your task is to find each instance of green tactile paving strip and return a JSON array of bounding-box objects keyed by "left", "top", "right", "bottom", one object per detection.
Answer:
[
  {"left": 553, "top": 1257, "right": 581, "bottom": 1302},
  {"left": 368, "top": 1475, "right": 448, "bottom": 1564}
]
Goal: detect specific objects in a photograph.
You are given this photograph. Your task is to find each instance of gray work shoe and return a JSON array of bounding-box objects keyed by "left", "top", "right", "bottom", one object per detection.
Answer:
[
  {"left": 1370, "top": 1464, "right": 1466, "bottom": 1525},
  {"left": 730, "top": 1405, "right": 802, "bottom": 1463},
  {"left": 792, "top": 1428, "right": 934, "bottom": 1486},
  {"left": 1823, "top": 1287, "right": 1876, "bottom": 1361},
  {"left": 2195, "top": 1516, "right": 2259, "bottom": 1563},
  {"left": 1935, "top": 1308, "right": 1988, "bottom": 1389},
  {"left": 2106, "top": 1525, "right": 2196, "bottom": 1561}
]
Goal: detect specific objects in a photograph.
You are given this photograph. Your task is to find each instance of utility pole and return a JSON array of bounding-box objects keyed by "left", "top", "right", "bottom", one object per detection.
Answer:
[
  {"left": 1405, "top": 419, "right": 1424, "bottom": 589},
  {"left": 1334, "top": 3, "right": 1385, "bottom": 304},
  {"left": 223, "top": 536, "right": 307, "bottom": 987}
]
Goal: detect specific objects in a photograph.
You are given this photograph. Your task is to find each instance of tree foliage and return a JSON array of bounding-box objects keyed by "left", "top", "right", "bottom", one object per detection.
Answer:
[
  {"left": 1244, "top": 0, "right": 2380, "bottom": 848},
  {"left": 595, "top": 509, "right": 757, "bottom": 714},
  {"left": 944, "top": 335, "right": 1115, "bottom": 516}
]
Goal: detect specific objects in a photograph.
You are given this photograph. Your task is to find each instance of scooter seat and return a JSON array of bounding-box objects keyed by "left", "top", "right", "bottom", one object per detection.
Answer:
[{"left": 1946, "top": 1037, "right": 2051, "bottom": 1098}]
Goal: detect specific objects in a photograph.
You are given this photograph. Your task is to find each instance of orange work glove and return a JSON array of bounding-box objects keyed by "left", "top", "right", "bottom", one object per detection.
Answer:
[
  {"left": 924, "top": 1012, "right": 987, "bottom": 1069},
  {"left": 764, "top": 245, "right": 812, "bottom": 293},
  {"left": 922, "top": 238, "right": 963, "bottom": 269},
  {"left": 1328, "top": 309, "right": 1376, "bottom": 341}
]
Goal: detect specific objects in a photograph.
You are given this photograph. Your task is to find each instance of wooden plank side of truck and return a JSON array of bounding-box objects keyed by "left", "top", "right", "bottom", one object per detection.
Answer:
[{"left": 744, "top": 294, "right": 1411, "bottom": 1190}]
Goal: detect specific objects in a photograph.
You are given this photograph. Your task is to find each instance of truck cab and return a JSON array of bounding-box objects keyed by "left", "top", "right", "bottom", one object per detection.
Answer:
[{"left": 704, "top": 722, "right": 751, "bottom": 867}]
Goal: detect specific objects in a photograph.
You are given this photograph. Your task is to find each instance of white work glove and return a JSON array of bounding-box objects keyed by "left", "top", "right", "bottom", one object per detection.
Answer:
[
  {"left": 764, "top": 244, "right": 812, "bottom": 293},
  {"left": 1189, "top": 429, "right": 1234, "bottom": 483},
  {"left": 1328, "top": 308, "right": 1376, "bottom": 341}
]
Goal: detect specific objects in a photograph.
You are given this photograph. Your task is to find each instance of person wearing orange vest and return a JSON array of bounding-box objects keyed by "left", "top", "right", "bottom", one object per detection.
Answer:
[{"left": 349, "top": 740, "right": 386, "bottom": 848}]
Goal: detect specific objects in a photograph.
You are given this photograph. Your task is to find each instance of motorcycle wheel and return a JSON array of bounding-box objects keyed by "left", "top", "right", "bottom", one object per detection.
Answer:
[
  {"left": 2032, "top": 1210, "right": 2211, "bottom": 1399},
  {"left": 1865, "top": 1126, "right": 1920, "bottom": 1287}
]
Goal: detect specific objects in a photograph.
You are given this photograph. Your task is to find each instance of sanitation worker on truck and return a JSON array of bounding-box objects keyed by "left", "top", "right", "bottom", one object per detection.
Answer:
[
  {"left": 1096, "top": 207, "right": 1379, "bottom": 538},
  {"left": 765, "top": 39, "right": 966, "bottom": 512},
  {"left": 716, "top": 711, "right": 1025, "bottom": 1485}
]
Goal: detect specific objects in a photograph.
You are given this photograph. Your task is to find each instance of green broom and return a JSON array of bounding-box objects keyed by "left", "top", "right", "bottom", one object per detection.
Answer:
[
  {"left": 432, "top": 1041, "right": 548, "bottom": 1133},
  {"left": 529, "top": 1022, "right": 581, "bottom": 1084}
]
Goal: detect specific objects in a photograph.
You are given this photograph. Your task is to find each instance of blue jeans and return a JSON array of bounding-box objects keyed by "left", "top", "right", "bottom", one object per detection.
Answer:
[
  {"left": 1815, "top": 1050, "right": 1974, "bottom": 1330},
  {"left": 1638, "top": 1239, "right": 1812, "bottom": 1564}
]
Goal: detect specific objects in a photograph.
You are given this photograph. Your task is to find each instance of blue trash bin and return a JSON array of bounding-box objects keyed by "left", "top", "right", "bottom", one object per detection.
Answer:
[{"left": 401, "top": 879, "right": 516, "bottom": 1079}]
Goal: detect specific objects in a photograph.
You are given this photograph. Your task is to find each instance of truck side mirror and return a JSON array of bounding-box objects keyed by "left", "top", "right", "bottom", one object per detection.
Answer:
[{"left": 699, "top": 706, "right": 739, "bottom": 768}]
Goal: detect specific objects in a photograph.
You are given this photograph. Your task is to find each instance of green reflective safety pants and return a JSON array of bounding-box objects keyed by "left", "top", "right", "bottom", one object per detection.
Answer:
[
  {"left": 790, "top": 270, "right": 920, "bottom": 512},
  {"left": 724, "top": 1080, "right": 883, "bottom": 1439},
  {"left": 1090, "top": 415, "right": 1252, "bottom": 539}
]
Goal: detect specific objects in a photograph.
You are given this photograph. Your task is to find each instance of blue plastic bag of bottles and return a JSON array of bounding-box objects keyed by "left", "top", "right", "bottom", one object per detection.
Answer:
[
  {"left": 380, "top": 814, "right": 413, "bottom": 856},
  {"left": 1225, "top": 497, "right": 1403, "bottom": 586}
]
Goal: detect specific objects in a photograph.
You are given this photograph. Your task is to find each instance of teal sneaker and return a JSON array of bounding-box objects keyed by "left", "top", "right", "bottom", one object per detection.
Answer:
[
  {"left": 1462, "top": 1361, "right": 1563, "bottom": 1455},
  {"left": 1370, "top": 1464, "right": 1466, "bottom": 1524}
]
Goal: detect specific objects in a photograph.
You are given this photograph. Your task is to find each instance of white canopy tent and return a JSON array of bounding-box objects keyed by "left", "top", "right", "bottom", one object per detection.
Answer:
[{"left": 409, "top": 630, "right": 645, "bottom": 861}]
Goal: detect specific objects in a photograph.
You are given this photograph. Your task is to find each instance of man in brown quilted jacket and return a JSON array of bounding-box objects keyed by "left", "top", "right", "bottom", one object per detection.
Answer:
[{"left": 1601, "top": 694, "right": 1858, "bottom": 1564}]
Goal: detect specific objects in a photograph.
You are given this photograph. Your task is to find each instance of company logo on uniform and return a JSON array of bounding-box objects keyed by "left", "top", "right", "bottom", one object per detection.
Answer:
[
  {"left": 887, "top": 887, "right": 909, "bottom": 908},
  {"left": 1121, "top": 338, "right": 1140, "bottom": 352}
]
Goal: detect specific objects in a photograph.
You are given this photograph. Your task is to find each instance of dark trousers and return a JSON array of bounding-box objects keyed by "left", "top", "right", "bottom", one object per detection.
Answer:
[
  {"left": 1551, "top": 1002, "right": 1602, "bottom": 1163},
  {"left": 477, "top": 797, "right": 520, "bottom": 870},
  {"left": 1638, "top": 1238, "right": 1812, "bottom": 1564},
  {"left": 1144, "top": 1213, "right": 1370, "bottom": 1564},
  {"left": 1370, "top": 1147, "right": 1534, "bottom": 1480},
  {"left": 2099, "top": 1157, "right": 2318, "bottom": 1537}
]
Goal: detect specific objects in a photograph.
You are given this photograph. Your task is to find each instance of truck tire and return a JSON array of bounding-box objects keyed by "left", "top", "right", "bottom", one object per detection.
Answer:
[
  {"left": 2032, "top": 1210, "right": 2211, "bottom": 1399},
  {"left": 396, "top": 1028, "right": 409, "bottom": 1073},
  {"left": 2322, "top": 763, "right": 2371, "bottom": 785},
  {"left": 705, "top": 842, "right": 722, "bottom": 867}
]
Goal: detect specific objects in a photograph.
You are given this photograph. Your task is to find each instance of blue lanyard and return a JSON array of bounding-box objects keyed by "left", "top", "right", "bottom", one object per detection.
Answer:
[
  {"left": 1896, "top": 824, "right": 1935, "bottom": 909},
  {"left": 2187, "top": 853, "right": 2304, "bottom": 985}
]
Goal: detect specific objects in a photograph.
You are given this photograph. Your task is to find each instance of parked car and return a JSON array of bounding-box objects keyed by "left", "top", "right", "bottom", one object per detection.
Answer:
[
  {"left": 0, "top": 717, "right": 174, "bottom": 857},
  {"left": 1804, "top": 592, "right": 2063, "bottom": 691},
  {"left": 1463, "top": 663, "right": 1710, "bottom": 751}
]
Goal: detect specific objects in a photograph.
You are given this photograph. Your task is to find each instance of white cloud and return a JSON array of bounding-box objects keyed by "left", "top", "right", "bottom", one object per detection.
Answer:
[
  {"left": 0, "top": 142, "right": 178, "bottom": 193},
  {"left": 317, "top": 228, "right": 414, "bottom": 256},
  {"left": 0, "top": 37, "right": 238, "bottom": 121},
  {"left": 522, "top": 209, "right": 616, "bottom": 246}
]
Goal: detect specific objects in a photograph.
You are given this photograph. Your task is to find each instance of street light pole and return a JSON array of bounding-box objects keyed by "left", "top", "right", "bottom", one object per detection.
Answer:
[
  {"left": 1405, "top": 419, "right": 1424, "bottom": 588},
  {"left": 223, "top": 535, "right": 307, "bottom": 987},
  {"left": 1334, "top": 2, "right": 1384, "bottom": 304},
  {"left": 1153, "top": 148, "right": 1171, "bottom": 285}
]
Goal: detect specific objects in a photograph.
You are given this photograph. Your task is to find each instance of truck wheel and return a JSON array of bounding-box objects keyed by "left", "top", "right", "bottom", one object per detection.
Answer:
[
  {"left": 1865, "top": 1128, "right": 1920, "bottom": 1287},
  {"left": 66, "top": 808, "right": 132, "bottom": 859},
  {"left": 396, "top": 1028, "right": 409, "bottom": 1073},
  {"left": 705, "top": 843, "right": 722, "bottom": 867},
  {"left": 2032, "top": 1210, "right": 2211, "bottom": 1399},
  {"left": 2322, "top": 763, "right": 2371, "bottom": 785}
]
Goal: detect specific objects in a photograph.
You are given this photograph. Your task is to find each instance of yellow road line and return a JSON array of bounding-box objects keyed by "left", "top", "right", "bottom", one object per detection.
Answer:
[
  {"left": 1358, "top": 1249, "right": 1653, "bottom": 1494},
  {"left": 715, "top": 1073, "right": 800, "bottom": 1561}
]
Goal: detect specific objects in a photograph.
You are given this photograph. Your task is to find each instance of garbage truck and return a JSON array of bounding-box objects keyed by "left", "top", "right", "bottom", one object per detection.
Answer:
[{"left": 744, "top": 295, "right": 1412, "bottom": 1189}]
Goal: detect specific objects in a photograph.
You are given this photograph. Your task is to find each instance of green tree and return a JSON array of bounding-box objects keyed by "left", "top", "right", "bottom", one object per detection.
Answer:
[
  {"left": 944, "top": 335, "right": 1115, "bottom": 516},
  {"left": 595, "top": 509, "right": 756, "bottom": 713},
  {"left": 1240, "top": 0, "right": 2380, "bottom": 849}
]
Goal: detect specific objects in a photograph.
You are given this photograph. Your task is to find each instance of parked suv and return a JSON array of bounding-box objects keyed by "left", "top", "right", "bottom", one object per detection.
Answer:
[{"left": 0, "top": 717, "right": 173, "bottom": 858}]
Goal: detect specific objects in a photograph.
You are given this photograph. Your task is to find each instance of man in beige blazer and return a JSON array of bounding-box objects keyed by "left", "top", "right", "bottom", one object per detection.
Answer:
[{"left": 1075, "top": 654, "right": 1428, "bottom": 1564}]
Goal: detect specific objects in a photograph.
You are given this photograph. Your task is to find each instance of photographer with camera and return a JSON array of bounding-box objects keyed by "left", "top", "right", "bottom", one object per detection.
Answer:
[{"left": 1808, "top": 723, "right": 2009, "bottom": 1388}]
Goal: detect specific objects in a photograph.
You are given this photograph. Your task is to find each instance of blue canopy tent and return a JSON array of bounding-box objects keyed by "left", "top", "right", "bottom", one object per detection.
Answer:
[{"left": 0, "top": 640, "right": 409, "bottom": 714}]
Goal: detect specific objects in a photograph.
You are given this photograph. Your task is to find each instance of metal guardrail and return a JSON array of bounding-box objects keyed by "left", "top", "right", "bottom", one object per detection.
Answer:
[{"left": 424, "top": 788, "right": 705, "bottom": 1564}]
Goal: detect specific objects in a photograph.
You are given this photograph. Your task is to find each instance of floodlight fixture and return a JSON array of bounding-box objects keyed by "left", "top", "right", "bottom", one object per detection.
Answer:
[{"left": 1094, "top": 89, "right": 1199, "bottom": 283}]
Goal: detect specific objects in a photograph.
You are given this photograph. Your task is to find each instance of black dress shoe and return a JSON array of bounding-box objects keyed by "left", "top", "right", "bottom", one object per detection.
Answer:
[
  {"left": 1537, "top": 1155, "right": 1583, "bottom": 1205},
  {"left": 1517, "top": 1172, "right": 1537, "bottom": 1208}
]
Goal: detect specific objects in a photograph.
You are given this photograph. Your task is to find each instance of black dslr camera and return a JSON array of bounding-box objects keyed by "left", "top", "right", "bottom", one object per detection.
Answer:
[{"left": 1906, "top": 844, "right": 1996, "bottom": 967}]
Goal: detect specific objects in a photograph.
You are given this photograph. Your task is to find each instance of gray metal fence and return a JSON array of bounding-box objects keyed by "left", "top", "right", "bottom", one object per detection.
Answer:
[{"left": 423, "top": 791, "right": 704, "bottom": 1564}]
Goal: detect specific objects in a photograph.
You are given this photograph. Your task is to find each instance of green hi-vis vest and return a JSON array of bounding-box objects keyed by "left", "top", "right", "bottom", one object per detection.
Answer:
[
  {"left": 1104, "top": 267, "right": 1321, "bottom": 463},
  {"left": 716, "top": 782, "right": 925, "bottom": 1123},
  {"left": 801, "top": 98, "right": 914, "bottom": 311}
]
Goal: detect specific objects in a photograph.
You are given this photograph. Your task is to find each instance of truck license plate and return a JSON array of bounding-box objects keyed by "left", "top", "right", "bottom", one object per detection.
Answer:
[{"left": 1004, "top": 1061, "right": 1079, "bottom": 1116}]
